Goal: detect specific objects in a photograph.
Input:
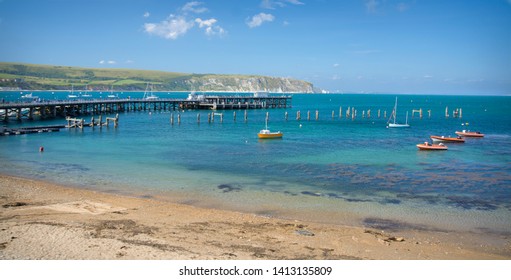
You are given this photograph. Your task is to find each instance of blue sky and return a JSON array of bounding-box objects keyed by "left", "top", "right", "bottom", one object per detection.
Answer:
[{"left": 0, "top": 0, "right": 510, "bottom": 94}]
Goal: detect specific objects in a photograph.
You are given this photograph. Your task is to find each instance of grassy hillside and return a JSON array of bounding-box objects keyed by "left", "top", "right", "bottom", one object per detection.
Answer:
[{"left": 0, "top": 62, "right": 314, "bottom": 92}]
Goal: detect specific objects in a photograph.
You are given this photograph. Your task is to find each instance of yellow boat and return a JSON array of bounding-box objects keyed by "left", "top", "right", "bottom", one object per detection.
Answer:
[
  {"left": 258, "top": 119, "right": 283, "bottom": 139},
  {"left": 258, "top": 129, "right": 283, "bottom": 139}
]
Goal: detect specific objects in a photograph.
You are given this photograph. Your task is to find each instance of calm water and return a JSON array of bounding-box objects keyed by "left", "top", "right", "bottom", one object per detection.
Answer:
[{"left": 1, "top": 91, "right": 511, "bottom": 234}]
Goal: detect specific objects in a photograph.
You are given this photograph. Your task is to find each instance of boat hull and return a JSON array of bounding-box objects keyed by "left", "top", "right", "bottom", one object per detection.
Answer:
[
  {"left": 455, "top": 131, "right": 484, "bottom": 137},
  {"left": 258, "top": 132, "right": 283, "bottom": 139},
  {"left": 388, "top": 123, "right": 410, "bottom": 128},
  {"left": 430, "top": 135, "right": 465, "bottom": 143},
  {"left": 417, "top": 143, "right": 448, "bottom": 150}
]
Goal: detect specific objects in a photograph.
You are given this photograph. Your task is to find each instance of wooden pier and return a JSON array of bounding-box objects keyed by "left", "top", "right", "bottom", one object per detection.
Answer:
[{"left": 0, "top": 95, "right": 292, "bottom": 122}]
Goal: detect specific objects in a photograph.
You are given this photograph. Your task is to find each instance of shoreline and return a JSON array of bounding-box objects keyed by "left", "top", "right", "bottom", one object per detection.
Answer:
[{"left": 1, "top": 174, "right": 509, "bottom": 260}]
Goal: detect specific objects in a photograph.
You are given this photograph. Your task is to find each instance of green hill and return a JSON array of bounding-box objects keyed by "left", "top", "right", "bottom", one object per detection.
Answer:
[{"left": 0, "top": 62, "right": 314, "bottom": 93}]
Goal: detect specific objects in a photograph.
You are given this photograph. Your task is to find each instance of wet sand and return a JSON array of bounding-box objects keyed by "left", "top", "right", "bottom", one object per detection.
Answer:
[{"left": 0, "top": 174, "right": 509, "bottom": 260}]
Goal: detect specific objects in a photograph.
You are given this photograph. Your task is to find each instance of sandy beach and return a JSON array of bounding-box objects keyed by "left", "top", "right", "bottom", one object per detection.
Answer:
[{"left": 0, "top": 174, "right": 509, "bottom": 260}]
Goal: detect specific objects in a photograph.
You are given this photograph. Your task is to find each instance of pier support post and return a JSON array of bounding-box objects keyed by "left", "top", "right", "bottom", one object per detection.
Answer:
[
  {"left": 378, "top": 109, "right": 381, "bottom": 118},
  {"left": 367, "top": 109, "right": 371, "bottom": 118},
  {"left": 178, "top": 113, "right": 181, "bottom": 125},
  {"left": 233, "top": 111, "right": 236, "bottom": 122},
  {"left": 315, "top": 110, "right": 319, "bottom": 121},
  {"left": 296, "top": 110, "right": 301, "bottom": 120},
  {"left": 307, "top": 110, "right": 310, "bottom": 121},
  {"left": 339, "top": 106, "right": 342, "bottom": 119},
  {"left": 170, "top": 113, "right": 174, "bottom": 125},
  {"left": 244, "top": 110, "right": 247, "bottom": 122},
  {"left": 197, "top": 113, "right": 200, "bottom": 124},
  {"left": 285, "top": 111, "right": 288, "bottom": 121}
]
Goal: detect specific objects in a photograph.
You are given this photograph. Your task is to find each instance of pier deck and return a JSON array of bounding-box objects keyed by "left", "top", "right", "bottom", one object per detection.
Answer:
[{"left": 0, "top": 95, "right": 292, "bottom": 121}]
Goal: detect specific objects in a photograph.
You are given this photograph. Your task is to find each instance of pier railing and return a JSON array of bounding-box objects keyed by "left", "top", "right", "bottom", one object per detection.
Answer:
[{"left": 0, "top": 95, "right": 292, "bottom": 121}]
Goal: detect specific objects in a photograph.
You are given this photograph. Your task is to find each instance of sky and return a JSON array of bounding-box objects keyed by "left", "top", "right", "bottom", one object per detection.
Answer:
[{"left": 0, "top": 0, "right": 510, "bottom": 94}]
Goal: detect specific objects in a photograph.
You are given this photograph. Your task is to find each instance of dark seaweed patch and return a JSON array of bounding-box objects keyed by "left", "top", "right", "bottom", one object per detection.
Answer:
[
  {"left": 217, "top": 184, "right": 242, "bottom": 193},
  {"left": 445, "top": 196, "right": 498, "bottom": 211},
  {"left": 301, "top": 191, "right": 321, "bottom": 197},
  {"left": 363, "top": 218, "right": 440, "bottom": 232},
  {"left": 380, "top": 198, "right": 401, "bottom": 205}
]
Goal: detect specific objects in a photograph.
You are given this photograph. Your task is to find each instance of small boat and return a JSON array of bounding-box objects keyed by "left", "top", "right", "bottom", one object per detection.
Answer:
[
  {"left": 68, "top": 85, "right": 78, "bottom": 98},
  {"left": 455, "top": 130, "right": 484, "bottom": 137},
  {"left": 387, "top": 97, "right": 410, "bottom": 128},
  {"left": 258, "top": 118, "right": 283, "bottom": 139},
  {"left": 417, "top": 142, "right": 448, "bottom": 151},
  {"left": 143, "top": 83, "right": 159, "bottom": 100},
  {"left": 430, "top": 135, "right": 465, "bottom": 143},
  {"left": 21, "top": 93, "right": 38, "bottom": 99}
]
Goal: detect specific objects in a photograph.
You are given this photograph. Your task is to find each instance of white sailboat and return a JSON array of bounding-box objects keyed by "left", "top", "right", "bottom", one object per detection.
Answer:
[
  {"left": 107, "top": 85, "right": 118, "bottom": 98},
  {"left": 143, "top": 83, "right": 158, "bottom": 100},
  {"left": 387, "top": 97, "right": 410, "bottom": 128},
  {"left": 68, "top": 85, "right": 78, "bottom": 98}
]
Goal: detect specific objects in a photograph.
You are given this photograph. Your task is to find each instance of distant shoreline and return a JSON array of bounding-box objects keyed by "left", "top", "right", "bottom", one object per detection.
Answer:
[{"left": 1, "top": 89, "right": 510, "bottom": 96}]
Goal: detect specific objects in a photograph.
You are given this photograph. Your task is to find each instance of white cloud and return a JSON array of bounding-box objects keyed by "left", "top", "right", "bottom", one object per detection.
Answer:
[
  {"left": 365, "top": 0, "right": 378, "bottom": 13},
  {"left": 182, "top": 1, "right": 208, "bottom": 14},
  {"left": 143, "top": 12, "right": 150, "bottom": 18},
  {"left": 261, "top": 0, "right": 304, "bottom": 9},
  {"left": 195, "top": 18, "right": 226, "bottom": 36},
  {"left": 99, "top": 60, "right": 117, "bottom": 65},
  {"left": 247, "top": 13, "right": 275, "bottom": 28},
  {"left": 144, "top": 14, "right": 195, "bottom": 40},
  {"left": 125, "top": 60, "right": 134, "bottom": 64},
  {"left": 333, "top": 63, "right": 340, "bottom": 68},
  {"left": 144, "top": 2, "right": 226, "bottom": 40},
  {"left": 423, "top": 75, "right": 433, "bottom": 79}
]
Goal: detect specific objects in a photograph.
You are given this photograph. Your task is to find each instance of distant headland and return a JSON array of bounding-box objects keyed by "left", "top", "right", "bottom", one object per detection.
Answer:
[{"left": 0, "top": 62, "right": 315, "bottom": 93}]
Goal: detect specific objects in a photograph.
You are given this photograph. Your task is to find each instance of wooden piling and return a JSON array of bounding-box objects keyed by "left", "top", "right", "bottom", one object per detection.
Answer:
[
  {"left": 315, "top": 110, "right": 319, "bottom": 121},
  {"left": 339, "top": 106, "right": 342, "bottom": 119},
  {"left": 197, "top": 113, "right": 200, "bottom": 124},
  {"left": 307, "top": 110, "right": 311, "bottom": 121},
  {"left": 378, "top": 109, "right": 381, "bottom": 118},
  {"left": 233, "top": 111, "right": 236, "bottom": 122},
  {"left": 285, "top": 111, "right": 288, "bottom": 121},
  {"left": 244, "top": 110, "right": 248, "bottom": 122},
  {"left": 332, "top": 110, "right": 335, "bottom": 119},
  {"left": 170, "top": 113, "right": 174, "bottom": 125}
]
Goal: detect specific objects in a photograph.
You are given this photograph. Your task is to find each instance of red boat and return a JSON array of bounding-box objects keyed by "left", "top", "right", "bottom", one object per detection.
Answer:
[
  {"left": 417, "top": 142, "right": 448, "bottom": 151},
  {"left": 455, "top": 130, "right": 484, "bottom": 137},
  {"left": 430, "top": 135, "right": 465, "bottom": 143}
]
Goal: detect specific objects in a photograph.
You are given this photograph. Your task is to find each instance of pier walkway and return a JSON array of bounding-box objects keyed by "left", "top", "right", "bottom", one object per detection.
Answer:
[{"left": 0, "top": 95, "right": 292, "bottom": 121}]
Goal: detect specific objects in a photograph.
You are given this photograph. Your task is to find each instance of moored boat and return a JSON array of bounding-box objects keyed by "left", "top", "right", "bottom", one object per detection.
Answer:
[
  {"left": 258, "top": 129, "right": 283, "bottom": 139},
  {"left": 455, "top": 130, "right": 484, "bottom": 137},
  {"left": 258, "top": 118, "right": 283, "bottom": 139},
  {"left": 417, "top": 142, "right": 448, "bottom": 151},
  {"left": 387, "top": 97, "right": 410, "bottom": 128},
  {"left": 430, "top": 135, "right": 465, "bottom": 143}
]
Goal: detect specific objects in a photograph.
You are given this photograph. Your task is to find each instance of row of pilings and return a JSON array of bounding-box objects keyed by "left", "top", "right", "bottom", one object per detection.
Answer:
[{"left": 166, "top": 106, "right": 463, "bottom": 125}]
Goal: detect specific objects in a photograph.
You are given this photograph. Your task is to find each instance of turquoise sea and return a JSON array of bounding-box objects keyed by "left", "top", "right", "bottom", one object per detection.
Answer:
[{"left": 1, "top": 91, "right": 510, "bottom": 235}]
